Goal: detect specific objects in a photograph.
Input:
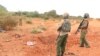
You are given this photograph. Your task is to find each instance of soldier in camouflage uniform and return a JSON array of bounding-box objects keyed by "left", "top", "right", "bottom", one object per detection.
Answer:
[
  {"left": 77, "top": 13, "right": 90, "bottom": 48},
  {"left": 56, "top": 13, "right": 71, "bottom": 56}
]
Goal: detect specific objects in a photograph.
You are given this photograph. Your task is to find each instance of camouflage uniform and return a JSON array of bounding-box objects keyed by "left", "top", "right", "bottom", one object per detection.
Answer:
[
  {"left": 57, "top": 13, "right": 71, "bottom": 56},
  {"left": 79, "top": 13, "right": 90, "bottom": 48}
]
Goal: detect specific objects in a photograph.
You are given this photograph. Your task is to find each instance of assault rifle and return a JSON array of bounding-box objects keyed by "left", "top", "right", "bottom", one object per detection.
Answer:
[{"left": 75, "top": 19, "right": 84, "bottom": 34}]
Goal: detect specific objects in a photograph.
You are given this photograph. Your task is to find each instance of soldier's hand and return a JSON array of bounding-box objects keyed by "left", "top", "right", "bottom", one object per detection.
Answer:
[
  {"left": 75, "top": 30, "right": 80, "bottom": 34},
  {"left": 75, "top": 32, "right": 78, "bottom": 34}
]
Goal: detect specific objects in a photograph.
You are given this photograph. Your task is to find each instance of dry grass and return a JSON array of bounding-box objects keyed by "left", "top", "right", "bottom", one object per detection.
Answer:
[
  {"left": 96, "top": 19, "right": 100, "bottom": 21},
  {"left": 26, "top": 20, "right": 32, "bottom": 24},
  {"left": 31, "top": 26, "right": 47, "bottom": 34},
  {"left": 0, "top": 16, "right": 18, "bottom": 30}
]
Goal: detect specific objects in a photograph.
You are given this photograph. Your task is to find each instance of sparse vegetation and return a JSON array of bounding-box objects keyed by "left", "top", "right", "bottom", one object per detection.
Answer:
[
  {"left": 0, "top": 16, "right": 18, "bottom": 30},
  {"left": 31, "top": 26, "right": 47, "bottom": 34},
  {"left": 0, "top": 5, "right": 8, "bottom": 16},
  {"left": 31, "top": 29, "right": 42, "bottom": 34},
  {"left": 0, "top": 4, "right": 87, "bottom": 21},
  {"left": 37, "top": 26, "right": 47, "bottom": 31},
  {"left": 96, "top": 18, "right": 100, "bottom": 21},
  {"left": 26, "top": 20, "right": 32, "bottom": 24}
]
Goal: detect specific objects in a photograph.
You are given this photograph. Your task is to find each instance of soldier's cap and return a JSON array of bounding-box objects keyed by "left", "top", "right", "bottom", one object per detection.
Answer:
[
  {"left": 84, "top": 13, "right": 89, "bottom": 19},
  {"left": 63, "top": 13, "right": 69, "bottom": 19}
]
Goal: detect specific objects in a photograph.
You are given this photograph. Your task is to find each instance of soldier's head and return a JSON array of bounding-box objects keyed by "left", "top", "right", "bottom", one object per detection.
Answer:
[
  {"left": 84, "top": 13, "right": 89, "bottom": 19},
  {"left": 63, "top": 13, "right": 69, "bottom": 19}
]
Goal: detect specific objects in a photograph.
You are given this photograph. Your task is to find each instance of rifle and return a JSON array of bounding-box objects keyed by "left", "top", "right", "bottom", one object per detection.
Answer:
[
  {"left": 75, "top": 19, "right": 84, "bottom": 34},
  {"left": 56, "top": 31, "right": 60, "bottom": 41},
  {"left": 56, "top": 25, "right": 62, "bottom": 41}
]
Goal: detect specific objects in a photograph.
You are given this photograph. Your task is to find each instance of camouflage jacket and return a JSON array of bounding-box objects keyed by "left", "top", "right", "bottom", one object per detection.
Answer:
[
  {"left": 80, "top": 19, "right": 89, "bottom": 30},
  {"left": 57, "top": 19, "right": 71, "bottom": 35}
]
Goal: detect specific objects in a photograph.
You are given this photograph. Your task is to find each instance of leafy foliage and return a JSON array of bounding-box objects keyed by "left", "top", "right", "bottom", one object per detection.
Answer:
[{"left": 0, "top": 5, "right": 8, "bottom": 15}]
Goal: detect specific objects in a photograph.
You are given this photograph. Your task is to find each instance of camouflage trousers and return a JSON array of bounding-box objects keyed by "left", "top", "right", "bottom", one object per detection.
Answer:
[
  {"left": 80, "top": 31, "right": 90, "bottom": 47},
  {"left": 56, "top": 34, "right": 68, "bottom": 56}
]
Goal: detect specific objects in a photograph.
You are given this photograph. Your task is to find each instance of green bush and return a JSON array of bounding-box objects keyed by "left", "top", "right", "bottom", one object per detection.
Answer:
[
  {"left": 31, "top": 26, "right": 47, "bottom": 34},
  {"left": 43, "top": 16, "right": 49, "bottom": 20},
  {"left": 37, "top": 26, "right": 47, "bottom": 31},
  {"left": 0, "top": 5, "right": 8, "bottom": 16},
  {"left": 0, "top": 16, "right": 18, "bottom": 30},
  {"left": 31, "top": 29, "right": 42, "bottom": 34}
]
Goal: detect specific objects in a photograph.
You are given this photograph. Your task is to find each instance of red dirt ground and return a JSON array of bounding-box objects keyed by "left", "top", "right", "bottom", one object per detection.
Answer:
[{"left": 0, "top": 18, "right": 100, "bottom": 56}]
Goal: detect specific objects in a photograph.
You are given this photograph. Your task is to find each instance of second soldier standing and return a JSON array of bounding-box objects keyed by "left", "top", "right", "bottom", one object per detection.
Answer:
[
  {"left": 56, "top": 13, "right": 71, "bottom": 56},
  {"left": 75, "top": 13, "right": 90, "bottom": 48}
]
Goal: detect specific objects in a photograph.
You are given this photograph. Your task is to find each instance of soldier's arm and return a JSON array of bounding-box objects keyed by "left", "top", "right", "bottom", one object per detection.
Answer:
[
  {"left": 57, "top": 26, "right": 62, "bottom": 32},
  {"left": 57, "top": 23, "right": 64, "bottom": 32},
  {"left": 80, "top": 20, "right": 88, "bottom": 28}
]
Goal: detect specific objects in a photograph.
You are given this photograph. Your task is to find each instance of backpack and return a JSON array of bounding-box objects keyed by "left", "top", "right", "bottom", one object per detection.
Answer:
[{"left": 60, "top": 21, "right": 71, "bottom": 32}]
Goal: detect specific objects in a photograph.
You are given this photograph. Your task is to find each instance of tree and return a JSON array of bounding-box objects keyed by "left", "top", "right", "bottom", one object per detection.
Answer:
[
  {"left": 28, "top": 11, "right": 39, "bottom": 17},
  {"left": 41, "top": 10, "right": 58, "bottom": 19},
  {"left": 47, "top": 10, "right": 57, "bottom": 18},
  {"left": 0, "top": 5, "right": 8, "bottom": 15}
]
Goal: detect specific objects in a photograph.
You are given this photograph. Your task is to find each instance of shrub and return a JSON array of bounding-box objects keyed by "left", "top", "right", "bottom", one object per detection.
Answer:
[
  {"left": 26, "top": 20, "right": 32, "bottom": 24},
  {"left": 43, "top": 16, "right": 49, "bottom": 20},
  {"left": 37, "top": 26, "right": 47, "bottom": 31},
  {"left": 0, "top": 5, "right": 8, "bottom": 16},
  {"left": 31, "top": 29, "right": 42, "bottom": 34},
  {"left": 96, "top": 18, "right": 100, "bottom": 21},
  {"left": 0, "top": 16, "right": 18, "bottom": 30},
  {"left": 31, "top": 26, "right": 47, "bottom": 34}
]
